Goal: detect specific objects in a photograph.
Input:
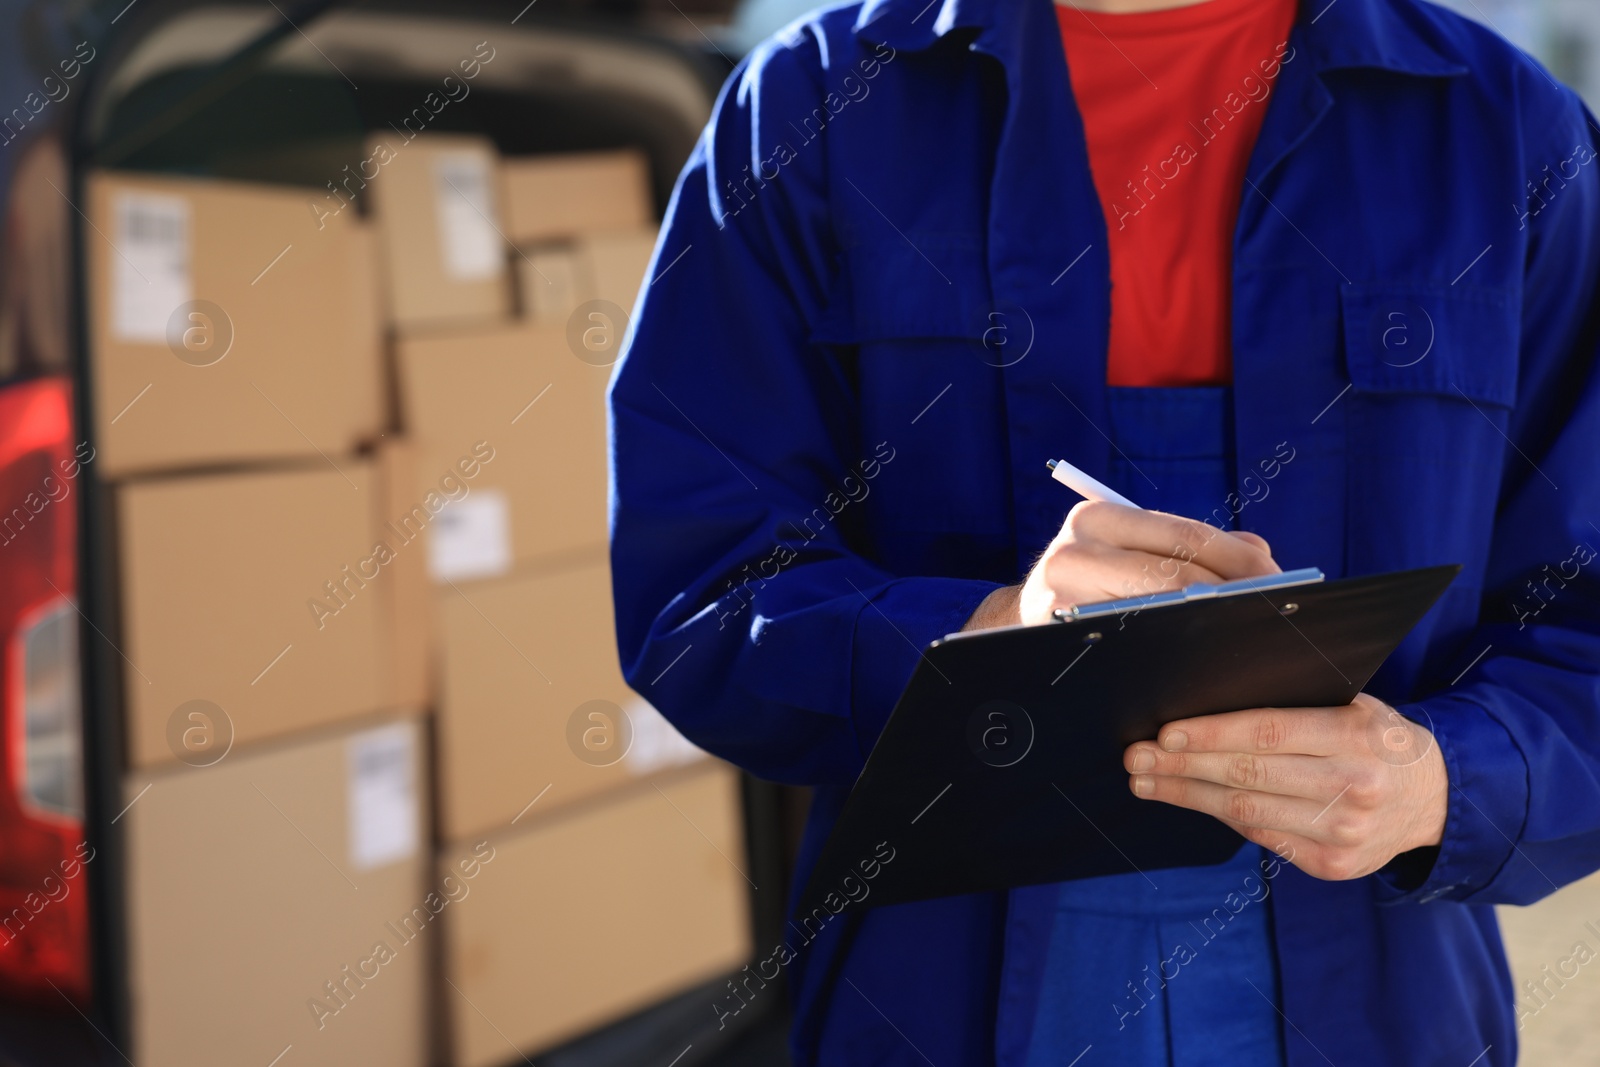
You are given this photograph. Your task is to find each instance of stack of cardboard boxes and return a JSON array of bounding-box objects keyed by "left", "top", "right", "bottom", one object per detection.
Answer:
[
  {"left": 380, "top": 135, "right": 750, "bottom": 1067},
  {"left": 87, "top": 168, "right": 434, "bottom": 1067},
  {"left": 90, "top": 135, "right": 749, "bottom": 1067}
]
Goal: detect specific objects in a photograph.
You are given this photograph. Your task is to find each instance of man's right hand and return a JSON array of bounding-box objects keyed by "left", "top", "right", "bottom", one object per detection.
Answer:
[{"left": 962, "top": 501, "right": 1281, "bottom": 631}]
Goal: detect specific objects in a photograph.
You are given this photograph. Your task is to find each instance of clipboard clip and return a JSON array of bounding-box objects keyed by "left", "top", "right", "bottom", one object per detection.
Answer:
[{"left": 1054, "top": 567, "right": 1326, "bottom": 623}]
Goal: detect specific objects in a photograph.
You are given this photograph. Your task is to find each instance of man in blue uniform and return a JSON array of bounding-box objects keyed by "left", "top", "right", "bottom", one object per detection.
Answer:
[{"left": 608, "top": 0, "right": 1600, "bottom": 1063}]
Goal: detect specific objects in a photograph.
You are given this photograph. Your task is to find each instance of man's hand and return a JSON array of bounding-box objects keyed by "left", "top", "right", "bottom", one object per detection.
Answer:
[
  {"left": 962, "top": 501, "right": 1281, "bottom": 630},
  {"left": 1123, "top": 693, "right": 1449, "bottom": 881}
]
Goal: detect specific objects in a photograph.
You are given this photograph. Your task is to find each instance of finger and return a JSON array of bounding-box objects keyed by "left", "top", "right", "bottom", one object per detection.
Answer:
[
  {"left": 1129, "top": 773, "right": 1330, "bottom": 834},
  {"left": 1045, "top": 543, "right": 1228, "bottom": 605},
  {"left": 1157, "top": 705, "right": 1350, "bottom": 757},
  {"left": 1229, "top": 530, "right": 1272, "bottom": 556},
  {"left": 1123, "top": 745, "right": 1334, "bottom": 801},
  {"left": 1068, "top": 502, "right": 1282, "bottom": 582}
]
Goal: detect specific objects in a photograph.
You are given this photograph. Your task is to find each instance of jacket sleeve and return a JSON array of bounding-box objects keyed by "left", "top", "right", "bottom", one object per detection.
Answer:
[
  {"left": 1380, "top": 92, "right": 1600, "bottom": 906},
  {"left": 607, "top": 32, "right": 999, "bottom": 786}
]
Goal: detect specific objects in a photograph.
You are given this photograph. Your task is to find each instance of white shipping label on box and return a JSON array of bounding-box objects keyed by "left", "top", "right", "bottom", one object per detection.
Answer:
[
  {"left": 433, "top": 154, "right": 503, "bottom": 281},
  {"left": 347, "top": 723, "right": 419, "bottom": 870},
  {"left": 623, "top": 698, "right": 705, "bottom": 776},
  {"left": 112, "top": 191, "right": 192, "bottom": 343},
  {"left": 427, "top": 489, "right": 511, "bottom": 581}
]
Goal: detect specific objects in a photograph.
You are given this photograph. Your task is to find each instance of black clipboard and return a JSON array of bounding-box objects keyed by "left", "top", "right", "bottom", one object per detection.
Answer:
[{"left": 798, "top": 564, "right": 1460, "bottom": 915}]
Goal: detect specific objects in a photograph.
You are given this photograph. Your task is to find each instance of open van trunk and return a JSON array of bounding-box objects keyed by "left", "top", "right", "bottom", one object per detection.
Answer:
[{"left": 0, "top": 3, "right": 798, "bottom": 1064}]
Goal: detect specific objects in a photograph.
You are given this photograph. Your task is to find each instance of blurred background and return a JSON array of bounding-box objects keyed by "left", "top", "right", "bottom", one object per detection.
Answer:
[
  {"left": 0, "top": 1, "right": 1595, "bottom": 1065},
  {"left": 1432, "top": 0, "right": 1600, "bottom": 103}
]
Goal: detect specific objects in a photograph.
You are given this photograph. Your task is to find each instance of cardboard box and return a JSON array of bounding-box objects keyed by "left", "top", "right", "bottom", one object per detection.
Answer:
[
  {"left": 514, "top": 245, "right": 583, "bottom": 325},
  {"left": 347, "top": 222, "right": 388, "bottom": 437},
  {"left": 515, "top": 228, "right": 658, "bottom": 328},
  {"left": 373, "top": 439, "right": 434, "bottom": 709},
  {"left": 396, "top": 324, "right": 611, "bottom": 576},
  {"left": 501, "top": 149, "right": 652, "bottom": 244},
  {"left": 117, "top": 462, "right": 387, "bottom": 767},
  {"left": 366, "top": 134, "right": 511, "bottom": 330},
  {"left": 435, "top": 561, "right": 703, "bottom": 839},
  {"left": 439, "top": 763, "right": 750, "bottom": 1066},
  {"left": 582, "top": 229, "right": 658, "bottom": 312},
  {"left": 85, "top": 171, "right": 384, "bottom": 477},
  {"left": 123, "top": 715, "right": 430, "bottom": 1067}
]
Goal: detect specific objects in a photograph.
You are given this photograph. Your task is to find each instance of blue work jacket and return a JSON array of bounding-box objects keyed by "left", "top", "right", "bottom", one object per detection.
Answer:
[{"left": 608, "top": 0, "right": 1600, "bottom": 1063}]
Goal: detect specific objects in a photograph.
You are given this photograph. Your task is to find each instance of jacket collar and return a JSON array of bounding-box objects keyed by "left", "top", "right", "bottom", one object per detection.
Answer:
[
  {"left": 853, "top": 0, "right": 991, "bottom": 50},
  {"left": 853, "top": 0, "right": 1470, "bottom": 78}
]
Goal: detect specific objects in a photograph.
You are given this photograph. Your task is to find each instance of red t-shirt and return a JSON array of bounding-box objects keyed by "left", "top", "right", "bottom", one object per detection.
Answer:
[{"left": 1057, "top": 0, "right": 1298, "bottom": 386}]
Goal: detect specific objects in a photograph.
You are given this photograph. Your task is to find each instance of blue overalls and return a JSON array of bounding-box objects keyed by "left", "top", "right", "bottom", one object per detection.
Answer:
[
  {"left": 1023, "top": 387, "right": 1285, "bottom": 1066},
  {"left": 609, "top": 1, "right": 1600, "bottom": 1061}
]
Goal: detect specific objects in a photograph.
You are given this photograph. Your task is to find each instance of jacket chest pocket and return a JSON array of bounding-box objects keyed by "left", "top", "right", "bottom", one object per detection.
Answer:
[
  {"left": 1339, "top": 281, "right": 1518, "bottom": 589},
  {"left": 1340, "top": 282, "right": 1518, "bottom": 407}
]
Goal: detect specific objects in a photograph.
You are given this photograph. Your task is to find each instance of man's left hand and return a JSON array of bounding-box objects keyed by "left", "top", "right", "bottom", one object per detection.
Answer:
[{"left": 1123, "top": 693, "right": 1448, "bottom": 881}]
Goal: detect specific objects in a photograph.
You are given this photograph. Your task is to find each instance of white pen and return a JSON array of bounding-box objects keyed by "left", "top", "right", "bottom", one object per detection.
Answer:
[{"left": 1046, "top": 457, "right": 1141, "bottom": 509}]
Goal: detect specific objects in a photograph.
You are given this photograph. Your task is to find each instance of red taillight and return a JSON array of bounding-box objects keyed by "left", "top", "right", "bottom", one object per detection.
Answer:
[{"left": 0, "top": 376, "right": 91, "bottom": 1004}]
